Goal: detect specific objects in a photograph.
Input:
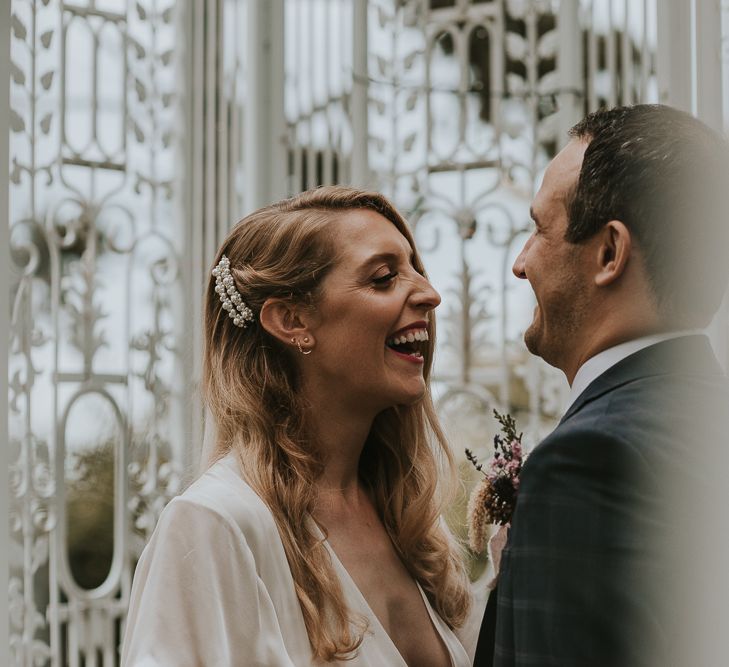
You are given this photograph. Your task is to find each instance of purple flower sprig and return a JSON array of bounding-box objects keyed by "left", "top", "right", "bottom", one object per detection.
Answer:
[{"left": 466, "top": 410, "right": 526, "bottom": 550}]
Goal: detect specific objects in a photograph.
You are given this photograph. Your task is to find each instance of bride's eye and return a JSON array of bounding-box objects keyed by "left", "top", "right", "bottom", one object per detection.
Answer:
[{"left": 372, "top": 271, "right": 398, "bottom": 286}]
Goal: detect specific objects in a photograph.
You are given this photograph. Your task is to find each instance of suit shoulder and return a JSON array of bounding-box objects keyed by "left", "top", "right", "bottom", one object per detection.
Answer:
[
  {"left": 530, "top": 371, "right": 729, "bottom": 496},
  {"left": 578, "top": 369, "right": 729, "bottom": 425},
  {"left": 561, "top": 371, "right": 729, "bottom": 457}
]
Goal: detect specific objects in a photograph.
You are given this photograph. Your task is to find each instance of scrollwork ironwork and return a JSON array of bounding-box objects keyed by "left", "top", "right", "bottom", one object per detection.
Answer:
[{"left": 8, "top": 0, "right": 188, "bottom": 663}]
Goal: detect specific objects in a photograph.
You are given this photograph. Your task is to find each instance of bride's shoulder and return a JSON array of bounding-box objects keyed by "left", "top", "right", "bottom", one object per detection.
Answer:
[{"left": 161, "top": 452, "right": 281, "bottom": 551}]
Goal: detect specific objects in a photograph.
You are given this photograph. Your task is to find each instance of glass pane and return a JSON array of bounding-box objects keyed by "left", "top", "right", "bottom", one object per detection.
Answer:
[{"left": 64, "top": 392, "right": 121, "bottom": 590}]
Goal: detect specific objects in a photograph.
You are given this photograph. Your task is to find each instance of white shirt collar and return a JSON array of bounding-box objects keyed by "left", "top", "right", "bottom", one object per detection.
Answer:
[{"left": 566, "top": 330, "right": 704, "bottom": 411}]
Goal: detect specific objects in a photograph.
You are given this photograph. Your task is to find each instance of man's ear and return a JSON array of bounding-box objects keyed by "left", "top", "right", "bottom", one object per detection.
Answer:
[
  {"left": 594, "top": 220, "right": 631, "bottom": 287},
  {"left": 258, "top": 297, "right": 316, "bottom": 351}
]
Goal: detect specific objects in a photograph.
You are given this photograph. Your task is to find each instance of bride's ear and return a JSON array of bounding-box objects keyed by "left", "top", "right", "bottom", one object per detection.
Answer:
[{"left": 258, "top": 297, "right": 316, "bottom": 350}]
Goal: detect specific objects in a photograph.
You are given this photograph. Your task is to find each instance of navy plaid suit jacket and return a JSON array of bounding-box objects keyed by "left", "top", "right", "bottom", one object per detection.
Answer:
[{"left": 473, "top": 335, "right": 729, "bottom": 667}]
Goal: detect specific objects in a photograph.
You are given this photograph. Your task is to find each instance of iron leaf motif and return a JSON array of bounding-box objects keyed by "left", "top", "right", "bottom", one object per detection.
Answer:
[
  {"left": 40, "top": 71, "right": 54, "bottom": 90},
  {"left": 11, "top": 13, "right": 27, "bottom": 40},
  {"left": 10, "top": 109, "right": 25, "bottom": 133},
  {"left": 65, "top": 257, "right": 108, "bottom": 362},
  {"left": 10, "top": 60, "right": 25, "bottom": 85}
]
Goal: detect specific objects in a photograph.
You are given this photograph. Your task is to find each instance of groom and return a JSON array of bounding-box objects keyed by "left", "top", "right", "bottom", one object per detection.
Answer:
[{"left": 474, "top": 105, "right": 729, "bottom": 666}]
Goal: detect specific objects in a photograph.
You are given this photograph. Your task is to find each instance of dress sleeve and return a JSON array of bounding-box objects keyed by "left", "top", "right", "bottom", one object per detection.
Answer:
[{"left": 121, "top": 498, "right": 298, "bottom": 667}]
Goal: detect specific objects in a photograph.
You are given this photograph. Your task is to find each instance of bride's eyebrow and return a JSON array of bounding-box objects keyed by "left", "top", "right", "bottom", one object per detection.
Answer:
[
  {"left": 362, "top": 251, "right": 410, "bottom": 266},
  {"left": 357, "top": 250, "right": 414, "bottom": 275}
]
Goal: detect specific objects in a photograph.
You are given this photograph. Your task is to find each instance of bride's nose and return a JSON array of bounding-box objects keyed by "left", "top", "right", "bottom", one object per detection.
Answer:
[{"left": 411, "top": 275, "right": 441, "bottom": 310}]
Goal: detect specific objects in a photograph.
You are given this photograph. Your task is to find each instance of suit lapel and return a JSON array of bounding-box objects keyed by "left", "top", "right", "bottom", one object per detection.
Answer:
[{"left": 559, "top": 335, "right": 723, "bottom": 425}]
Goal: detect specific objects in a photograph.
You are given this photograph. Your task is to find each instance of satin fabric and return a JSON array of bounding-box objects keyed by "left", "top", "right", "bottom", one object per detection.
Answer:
[{"left": 122, "top": 453, "right": 472, "bottom": 666}]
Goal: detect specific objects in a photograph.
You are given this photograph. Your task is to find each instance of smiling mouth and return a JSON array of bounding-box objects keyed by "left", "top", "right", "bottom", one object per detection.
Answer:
[{"left": 385, "top": 329, "right": 428, "bottom": 362}]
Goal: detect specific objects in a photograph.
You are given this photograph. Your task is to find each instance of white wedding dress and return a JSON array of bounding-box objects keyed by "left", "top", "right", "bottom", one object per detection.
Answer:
[{"left": 121, "top": 453, "right": 472, "bottom": 666}]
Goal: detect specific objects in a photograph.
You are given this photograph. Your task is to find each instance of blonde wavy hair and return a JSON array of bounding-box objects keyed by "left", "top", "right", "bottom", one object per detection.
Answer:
[{"left": 202, "top": 186, "right": 471, "bottom": 661}]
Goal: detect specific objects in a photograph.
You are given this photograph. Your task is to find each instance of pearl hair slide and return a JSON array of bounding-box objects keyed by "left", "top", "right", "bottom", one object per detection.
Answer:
[{"left": 212, "top": 255, "right": 255, "bottom": 328}]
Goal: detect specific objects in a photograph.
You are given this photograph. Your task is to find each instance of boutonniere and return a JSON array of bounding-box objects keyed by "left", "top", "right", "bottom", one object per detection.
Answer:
[{"left": 466, "top": 410, "right": 526, "bottom": 555}]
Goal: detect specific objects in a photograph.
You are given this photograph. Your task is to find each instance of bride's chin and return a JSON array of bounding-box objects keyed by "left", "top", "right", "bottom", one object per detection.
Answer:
[
  {"left": 399, "top": 386, "right": 427, "bottom": 406},
  {"left": 377, "top": 389, "right": 425, "bottom": 410}
]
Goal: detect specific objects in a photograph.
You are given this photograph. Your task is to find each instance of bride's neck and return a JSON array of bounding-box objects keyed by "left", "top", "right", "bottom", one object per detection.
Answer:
[{"left": 308, "top": 402, "right": 374, "bottom": 498}]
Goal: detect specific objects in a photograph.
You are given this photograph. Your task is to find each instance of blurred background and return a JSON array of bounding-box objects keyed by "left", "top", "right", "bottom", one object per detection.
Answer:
[{"left": 3, "top": 0, "right": 729, "bottom": 664}]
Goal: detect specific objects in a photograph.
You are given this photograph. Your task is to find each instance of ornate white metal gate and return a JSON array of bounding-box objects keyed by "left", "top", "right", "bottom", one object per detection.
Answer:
[
  {"left": 7, "top": 0, "right": 247, "bottom": 664},
  {"left": 4, "top": 0, "right": 726, "bottom": 664}
]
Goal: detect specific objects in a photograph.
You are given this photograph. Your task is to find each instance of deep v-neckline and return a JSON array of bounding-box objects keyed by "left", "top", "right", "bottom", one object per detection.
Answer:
[{"left": 319, "top": 531, "right": 456, "bottom": 667}]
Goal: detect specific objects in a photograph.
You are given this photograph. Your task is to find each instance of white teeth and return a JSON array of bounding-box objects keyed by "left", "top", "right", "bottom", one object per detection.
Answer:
[{"left": 386, "top": 328, "right": 429, "bottom": 347}]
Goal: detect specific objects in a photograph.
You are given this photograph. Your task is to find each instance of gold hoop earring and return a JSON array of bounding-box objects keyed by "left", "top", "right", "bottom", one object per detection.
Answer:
[{"left": 294, "top": 338, "right": 312, "bottom": 355}]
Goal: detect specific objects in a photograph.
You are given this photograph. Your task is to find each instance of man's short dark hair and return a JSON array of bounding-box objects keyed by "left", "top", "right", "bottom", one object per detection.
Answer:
[{"left": 568, "top": 104, "right": 729, "bottom": 327}]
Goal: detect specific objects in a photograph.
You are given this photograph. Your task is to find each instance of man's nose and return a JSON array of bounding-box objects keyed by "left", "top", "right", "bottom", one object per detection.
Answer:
[{"left": 512, "top": 242, "right": 529, "bottom": 280}]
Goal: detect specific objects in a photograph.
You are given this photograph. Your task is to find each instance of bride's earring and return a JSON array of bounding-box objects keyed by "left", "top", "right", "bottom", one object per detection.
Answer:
[{"left": 292, "top": 337, "right": 312, "bottom": 355}]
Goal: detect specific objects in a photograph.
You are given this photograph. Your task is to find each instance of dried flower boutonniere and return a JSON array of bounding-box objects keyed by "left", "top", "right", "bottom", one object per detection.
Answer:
[{"left": 466, "top": 410, "right": 526, "bottom": 555}]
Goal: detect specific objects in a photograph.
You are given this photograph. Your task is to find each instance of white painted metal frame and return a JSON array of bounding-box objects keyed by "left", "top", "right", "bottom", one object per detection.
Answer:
[
  {"left": 556, "top": 0, "right": 583, "bottom": 149},
  {"left": 657, "top": 0, "right": 726, "bottom": 365},
  {"left": 284, "top": 0, "right": 358, "bottom": 193},
  {"left": 582, "top": 0, "right": 659, "bottom": 112},
  {"left": 657, "top": 0, "right": 723, "bottom": 130},
  {"left": 186, "top": 0, "right": 250, "bottom": 466},
  {"left": 351, "top": 0, "right": 371, "bottom": 187},
  {"left": 6, "top": 0, "right": 247, "bottom": 663},
  {"left": 2, "top": 0, "right": 11, "bottom": 664},
  {"left": 188, "top": 0, "right": 232, "bottom": 469},
  {"left": 245, "top": 0, "right": 286, "bottom": 213},
  {"left": 657, "top": 0, "right": 693, "bottom": 112},
  {"left": 694, "top": 0, "right": 723, "bottom": 131},
  {"left": 693, "top": 0, "right": 726, "bottom": 365}
]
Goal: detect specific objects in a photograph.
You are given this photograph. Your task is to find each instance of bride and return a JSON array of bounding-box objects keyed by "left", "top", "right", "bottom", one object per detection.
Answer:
[{"left": 121, "top": 186, "right": 473, "bottom": 666}]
